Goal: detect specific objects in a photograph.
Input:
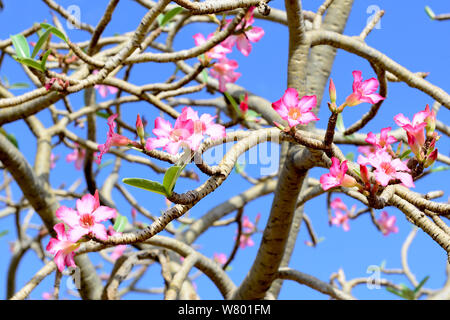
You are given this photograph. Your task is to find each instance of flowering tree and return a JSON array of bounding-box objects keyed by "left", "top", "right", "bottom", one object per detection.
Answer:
[{"left": 0, "top": 0, "right": 449, "bottom": 301}]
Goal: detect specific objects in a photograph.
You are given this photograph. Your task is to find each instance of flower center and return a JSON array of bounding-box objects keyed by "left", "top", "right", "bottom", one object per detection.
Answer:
[
  {"left": 288, "top": 108, "right": 301, "bottom": 120},
  {"left": 380, "top": 162, "right": 396, "bottom": 175},
  {"left": 170, "top": 129, "right": 184, "bottom": 142},
  {"left": 193, "top": 120, "right": 204, "bottom": 134},
  {"left": 80, "top": 214, "right": 95, "bottom": 228}
]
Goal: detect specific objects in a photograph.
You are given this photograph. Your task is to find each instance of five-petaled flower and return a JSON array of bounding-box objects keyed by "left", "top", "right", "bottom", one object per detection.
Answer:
[
  {"left": 320, "top": 157, "right": 358, "bottom": 191},
  {"left": 209, "top": 58, "right": 241, "bottom": 92},
  {"left": 357, "top": 149, "right": 414, "bottom": 188},
  {"left": 272, "top": 88, "right": 319, "bottom": 128},
  {"left": 93, "top": 70, "right": 119, "bottom": 98},
  {"left": 66, "top": 144, "right": 86, "bottom": 170},
  {"left": 193, "top": 33, "right": 231, "bottom": 63},
  {"left": 344, "top": 70, "right": 384, "bottom": 107},
  {"left": 377, "top": 211, "right": 399, "bottom": 236},
  {"left": 46, "top": 223, "right": 80, "bottom": 272},
  {"left": 365, "top": 127, "right": 397, "bottom": 151},
  {"left": 55, "top": 190, "right": 117, "bottom": 242},
  {"left": 221, "top": 6, "right": 265, "bottom": 57}
]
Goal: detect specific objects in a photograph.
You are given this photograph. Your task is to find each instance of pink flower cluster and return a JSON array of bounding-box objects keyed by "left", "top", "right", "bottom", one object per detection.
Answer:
[
  {"left": 193, "top": 6, "right": 264, "bottom": 92},
  {"left": 330, "top": 198, "right": 354, "bottom": 231},
  {"left": 319, "top": 74, "right": 440, "bottom": 193},
  {"left": 146, "top": 106, "right": 226, "bottom": 155},
  {"left": 235, "top": 213, "right": 261, "bottom": 249},
  {"left": 46, "top": 190, "right": 117, "bottom": 271}
]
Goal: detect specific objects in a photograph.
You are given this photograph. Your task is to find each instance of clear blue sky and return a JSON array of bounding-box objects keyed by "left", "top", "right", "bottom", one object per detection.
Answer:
[{"left": 0, "top": 0, "right": 449, "bottom": 300}]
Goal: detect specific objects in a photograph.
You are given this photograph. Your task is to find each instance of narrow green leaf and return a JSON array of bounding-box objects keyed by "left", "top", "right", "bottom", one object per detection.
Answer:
[
  {"left": 40, "top": 50, "right": 52, "bottom": 68},
  {"left": 10, "top": 34, "right": 30, "bottom": 58},
  {"left": 413, "top": 276, "right": 430, "bottom": 294},
  {"left": 425, "top": 6, "right": 435, "bottom": 20},
  {"left": 31, "top": 28, "right": 52, "bottom": 58},
  {"left": 40, "top": 23, "right": 68, "bottom": 42},
  {"left": 386, "top": 287, "right": 406, "bottom": 299},
  {"left": 113, "top": 215, "right": 128, "bottom": 233},
  {"left": 336, "top": 113, "right": 345, "bottom": 132},
  {"left": 430, "top": 165, "right": 450, "bottom": 173},
  {"left": 9, "top": 82, "right": 30, "bottom": 89},
  {"left": 399, "top": 149, "right": 412, "bottom": 160},
  {"left": 0, "top": 128, "right": 19, "bottom": 149},
  {"left": 235, "top": 161, "right": 245, "bottom": 174},
  {"left": 224, "top": 91, "right": 242, "bottom": 117},
  {"left": 96, "top": 111, "right": 110, "bottom": 119},
  {"left": 201, "top": 68, "right": 209, "bottom": 84},
  {"left": 159, "top": 6, "right": 184, "bottom": 27},
  {"left": 345, "top": 152, "right": 354, "bottom": 162},
  {"left": 0, "top": 230, "right": 8, "bottom": 238},
  {"left": 122, "top": 178, "right": 167, "bottom": 196},
  {"left": 97, "top": 159, "right": 113, "bottom": 170},
  {"left": 14, "top": 56, "right": 45, "bottom": 71},
  {"left": 163, "top": 165, "right": 182, "bottom": 197}
]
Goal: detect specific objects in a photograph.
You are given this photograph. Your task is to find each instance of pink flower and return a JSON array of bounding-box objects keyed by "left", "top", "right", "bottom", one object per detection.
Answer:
[
  {"left": 107, "top": 226, "right": 127, "bottom": 261},
  {"left": 66, "top": 144, "right": 86, "bottom": 170},
  {"left": 50, "top": 153, "right": 58, "bottom": 169},
  {"left": 193, "top": 33, "right": 231, "bottom": 62},
  {"left": 377, "top": 211, "right": 398, "bottom": 236},
  {"left": 46, "top": 223, "right": 80, "bottom": 272},
  {"left": 357, "top": 149, "right": 414, "bottom": 188},
  {"left": 55, "top": 190, "right": 117, "bottom": 242},
  {"left": 145, "top": 116, "right": 193, "bottom": 155},
  {"left": 42, "top": 292, "right": 54, "bottom": 300},
  {"left": 177, "top": 107, "right": 226, "bottom": 151},
  {"left": 213, "top": 253, "right": 227, "bottom": 265},
  {"left": 238, "top": 234, "right": 255, "bottom": 249},
  {"left": 330, "top": 198, "right": 348, "bottom": 212},
  {"left": 365, "top": 127, "right": 397, "bottom": 150},
  {"left": 221, "top": 7, "right": 265, "bottom": 56},
  {"left": 93, "top": 70, "right": 118, "bottom": 98},
  {"left": 96, "top": 114, "right": 133, "bottom": 164},
  {"left": 344, "top": 70, "right": 384, "bottom": 107},
  {"left": 209, "top": 58, "right": 241, "bottom": 92},
  {"left": 242, "top": 215, "right": 255, "bottom": 232},
  {"left": 331, "top": 210, "right": 350, "bottom": 232},
  {"left": 394, "top": 109, "right": 429, "bottom": 146},
  {"left": 320, "top": 157, "right": 358, "bottom": 191},
  {"left": 272, "top": 88, "right": 319, "bottom": 128}
]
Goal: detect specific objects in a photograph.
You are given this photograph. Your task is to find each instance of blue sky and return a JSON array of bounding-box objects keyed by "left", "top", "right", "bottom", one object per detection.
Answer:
[{"left": 0, "top": 0, "right": 449, "bottom": 300}]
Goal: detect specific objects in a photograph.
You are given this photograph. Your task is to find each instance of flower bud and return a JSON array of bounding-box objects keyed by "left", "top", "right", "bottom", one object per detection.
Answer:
[
  {"left": 136, "top": 114, "right": 145, "bottom": 142},
  {"left": 329, "top": 78, "right": 337, "bottom": 103}
]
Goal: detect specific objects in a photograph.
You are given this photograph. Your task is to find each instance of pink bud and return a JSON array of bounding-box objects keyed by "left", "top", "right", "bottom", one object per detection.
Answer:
[
  {"left": 329, "top": 78, "right": 336, "bottom": 103},
  {"left": 136, "top": 114, "right": 145, "bottom": 140},
  {"left": 424, "top": 149, "right": 438, "bottom": 168}
]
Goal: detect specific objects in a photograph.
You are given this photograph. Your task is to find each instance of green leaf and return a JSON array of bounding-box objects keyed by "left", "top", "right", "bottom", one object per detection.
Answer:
[
  {"left": 113, "top": 215, "right": 128, "bottom": 233},
  {"left": 40, "top": 23, "right": 68, "bottom": 43},
  {"left": 9, "top": 82, "right": 30, "bottom": 89},
  {"left": 10, "top": 34, "right": 30, "bottom": 58},
  {"left": 235, "top": 161, "right": 245, "bottom": 174},
  {"left": 430, "top": 165, "right": 450, "bottom": 173},
  {"left": 336, "top": 113, "right": 345, "bottom": 132},
  {"left": 386, "top": 287, "right": 407, "bottom": 299},
  {"left": 96, "top": 111, "right": 110, "bottom": 119},
  {"left": 122, "top": 178, "right": 167, "bottom": 196},
  {"left": 425, "top": 6, "right": 435, "bottom": 20},
  {"left": 31, "top": 28, "right": 52, "bottom": 58},
  {"left": 97, "top": 159, "right": 113, "bottom": 170},
  {"left": 163, "top": 165, "right": 183, "bottom": 197},
  {"left": 0, "top": 230, "right": 8, "bottom": 238},
  {"left": 345, "top": 152, "right": 354, "bottom": 162},
  {"left": 0, "top": 128, "right": 19, "bottom": 149},
  {"left": 201, "top": 68, "right": 209, "bottom": 84},
  {"left": 413, "top": 276, "right": 430, "bottom": 294},
  {"left": 224, "top": 91, "right": 242, "bottom": 117},
  {"left": 399, "top": 285, "right": 416, "bottom": 300},
  {"left": 13, "top": 56, "right": 45, "bottom": 72},
  {"left": 399, "top": 149, "right": 411, "bottom": 160},
  {"left": 40, "top": 50, "right": 52, "bottom": 68},
  {"left": 158, "top": 6, "right": 184, "bottom": 27}
]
